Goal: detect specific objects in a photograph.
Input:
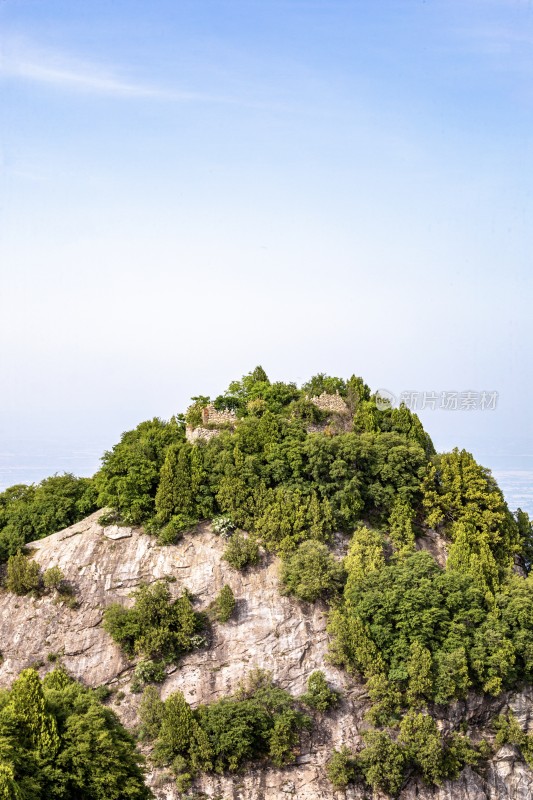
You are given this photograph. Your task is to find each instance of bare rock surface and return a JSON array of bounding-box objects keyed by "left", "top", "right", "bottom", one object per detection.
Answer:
[{"left": 0, "top": 511, "right": 531, "bottom": 799}]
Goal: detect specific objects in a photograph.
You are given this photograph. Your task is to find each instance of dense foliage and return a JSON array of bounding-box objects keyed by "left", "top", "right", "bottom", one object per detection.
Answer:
[
  {"left": 94, "top": 368, "right": 436, "bottom": 550},
  {"left": 222, "top": 531, "right": 260, "bottom": 570},
  {"left": 328, "top": 512, "right": 533, "bottom": 792},
  {"left": 330, "top": 551, "right": 533, "bottom": 701},
  {"left": 4, "top": 553, "right": 71, "bottom": 601},
  {"left": 0, "top": 474, "right": 97, "bottom": 563},
  {"left": 140, "top": 670, "right": 311, "bottom": 787},
  {"left": 327, "top": 715, "right": 479, "bottom": 795},
  {"left": 422, "top": 448, "right": 520, "bottom": 597},
  {"left": 103, "top": 581, "right": 205, "bottom": 665},
  {"left": 96, "top": 418, "right": 184, "bottom": 525},
  {"left": 0, "top": 668, "right": 151, "bottom": 799},
  {"left": 494, "top": 711, "right": 533, "bottom": 768}
]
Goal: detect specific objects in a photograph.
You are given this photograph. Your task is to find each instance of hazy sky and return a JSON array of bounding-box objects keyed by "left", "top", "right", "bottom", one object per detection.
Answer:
[{"left": 1, "top": 0, "right": 532, "bottom": 478}]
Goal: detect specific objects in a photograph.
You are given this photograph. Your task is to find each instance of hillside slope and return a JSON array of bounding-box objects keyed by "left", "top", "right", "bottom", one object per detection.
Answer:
[{"left": 0, "top": 511, "right": 532, "bottom": 799}]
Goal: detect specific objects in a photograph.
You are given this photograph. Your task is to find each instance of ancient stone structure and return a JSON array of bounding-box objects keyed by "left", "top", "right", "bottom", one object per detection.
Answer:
[
  {"left": 309, "top": 391, "right": 349, "bottom": 416},
  {"left": 201, "top": 404, "right": 237, "bottom": 427},
  {"left": 185, "top": 425, "right": 221, "bottom": 444},
  {"left": 185, "top": 405, "right": 237, "bottom": 444}
]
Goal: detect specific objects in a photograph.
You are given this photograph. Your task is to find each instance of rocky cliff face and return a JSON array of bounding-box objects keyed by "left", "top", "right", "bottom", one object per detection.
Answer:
[{"left": 0, "top": 511, "right": 532, "bottom": 800}]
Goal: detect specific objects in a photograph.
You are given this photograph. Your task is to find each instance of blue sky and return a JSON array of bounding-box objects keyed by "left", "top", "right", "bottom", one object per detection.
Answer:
[{"left": 1, "top": 0, "right": 532, "bottom": 485}]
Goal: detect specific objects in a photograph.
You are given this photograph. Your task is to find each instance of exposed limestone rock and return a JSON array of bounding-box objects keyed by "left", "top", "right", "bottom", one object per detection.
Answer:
[
  {"left": 415, "top": 527, "right": 448, "bottom": 568},
  {"left": 0, "top": 512, "right": 532, "bottom": 799},
  {"left": 103, "top": 524, "right": 134, "bottom": 540}
]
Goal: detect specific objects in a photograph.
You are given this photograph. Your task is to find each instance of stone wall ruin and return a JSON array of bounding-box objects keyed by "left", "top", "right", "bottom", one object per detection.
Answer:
[{"left": 309, "top": 391, "right": 349, "bottom": 416}]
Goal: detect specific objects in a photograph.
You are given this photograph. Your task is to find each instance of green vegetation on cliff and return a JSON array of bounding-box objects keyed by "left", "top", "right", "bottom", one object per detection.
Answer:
[
  {"left": 140, "top": 670, "right": 312, "bottom": 790},
  {"left": 103, "top": 581, "right": 205, "bottom": 665},
  {"left": 94, "top": 369, "right": 436, "bottom": 548},
  {"left": 0, "top": 474, "right": 97, "bottom": 563},
  {"left": 93, "top": 369, "right": 533, "bottom": 794},
  {"left": 0, "top": 668, "right": 151, "bottom": 799},
  {"left": 2, "top": 367, "right": 533, "bottom": 797}
]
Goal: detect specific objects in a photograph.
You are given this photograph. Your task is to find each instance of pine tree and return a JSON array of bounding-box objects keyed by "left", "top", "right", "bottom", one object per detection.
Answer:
[
  {"left": 344, "top": 526, "right": 384, "bottom": 589},
  {"left": 0, "top": 764, "right": 22, "bottom": 800},
  {"left": 155, "top": 445, "right": 180, "bottom": 524},
  {"left": 406, "top": 641, "right": 433, "bottom": 706},
  {"left": 388, "top": 497, "right": 416, "bottom": 553},
  {"left": 8, "top": 669, "right": 59, "bottom": 758},
  {"left": 155, "top": 692, "right": 195, "bottom": 763}
]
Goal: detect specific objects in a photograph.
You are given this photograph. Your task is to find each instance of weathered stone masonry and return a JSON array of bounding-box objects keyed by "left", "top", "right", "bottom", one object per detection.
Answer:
[
  {"left": 186, "top": 404, "right": 237, "bottom": 444},
  {"left": 309, "top": 391, "right": 349, "bottom": 415}
]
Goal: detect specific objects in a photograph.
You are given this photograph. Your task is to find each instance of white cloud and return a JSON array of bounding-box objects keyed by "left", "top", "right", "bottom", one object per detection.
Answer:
[{"left": 0, "top": 42, "right": 223, "bottom": 101}]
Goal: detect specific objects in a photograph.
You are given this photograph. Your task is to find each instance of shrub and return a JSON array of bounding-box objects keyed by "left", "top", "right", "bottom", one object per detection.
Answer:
[
  {"left": 222, "top": 533, "right": 260, "bottom": 570},
  {"left": 358, "top": 729, "right": 406, "bottom": 797},
  {"left": 494, "top": 711, "right": 533, "bottom": 768},
  {"left": 93, "top": 685, "right": 112, "bottom": 702},
  {"left": 327, "top": 746, "right": 358, "bottom": 788},
  {"left": 43, "top": 565, "right": 64, "bottom": 591},
  {"left": 152, "top": 675, "right": 310, "bottom": 776},
  {"left": 212, "top": 516, "right": 235, "bottom": 538},
  {"left": 280, "top": 540, "right": 344, "bottom": 602},
  {"left": 156, "top": 515, "right": 197, "bottom": 545},
  {"left": 131, "top": 659, "right": 167, "bottom": 693},
  {"left": 103, "top": 581, "right": 204, "bottom": 664},
  {"left": 5, "top": 551, "right": 41, "bottom": 595},
  {"left": 300, "top": 671, "right": 339, "bottom": 712},
  {"left": 211, "top": 584, "right": 236, "bottom": 623}
]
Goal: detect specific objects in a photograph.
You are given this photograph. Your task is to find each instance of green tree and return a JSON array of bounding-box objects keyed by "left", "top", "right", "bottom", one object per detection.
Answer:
[
  {"left": 358, "top": 729, "right": 406, "bottom": 797},
  {"left": 516, "top": 508, "right": 533, "bottom": 572},
  {"left": 211, "top": 584, "right": 236, "bottom": 623},
  {"left": 96, "top": 418, "right": 183, "bottom": 524},
  {"left": 279, "top": 540, "right": 344, "bottom": 602},
  {"left": 0, "top": 668, "right": 151, "bottom": 799},
  {"left": 344, "top": 526, "right": 384, "bottom": 590},
  {"left": 406, "top": 641, "right": 433, "bottom": 706},
  {"left": 138, "top": 687, "right": 165, "bottom": 741},
  {"left": 155, "top": 691, "right": 195, "bottom": 763},
  {"left": 5, "top": 552, "right": 40, "bottom": 595},
  {"left": 0, "top": 475, "right": 97, "bottom": 563},
  {"left": 398, "top": 711, "right": 445, "bottom": 785},
  {"left": 103, "top": 582, "right": 204, "bottom": 664},
  {"left": 326, "top": 746, "right": 358, "bottom": 788},
  {"left": 42, "top": 566, "right": 64, "bottom": 592},
  {"left": 300, "top": 671, "right": 339, "bottom": 712},
  {"left": 365, "top": 672, "right": 402, "bottom": 726},
  {"left": 388, "top": 497, "right": 415, "bottom": 553},
  {"left": 222, "top": 533, "right": 260, "bottom": 570}
]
